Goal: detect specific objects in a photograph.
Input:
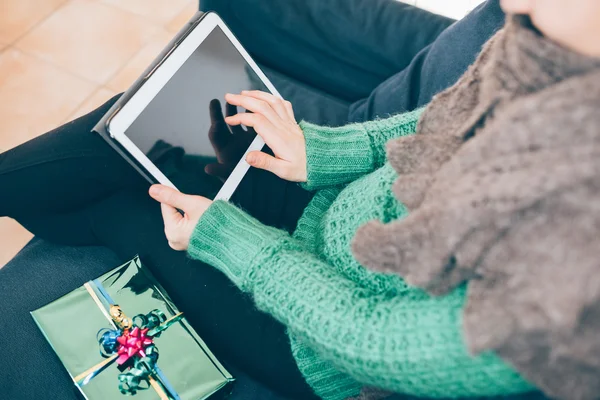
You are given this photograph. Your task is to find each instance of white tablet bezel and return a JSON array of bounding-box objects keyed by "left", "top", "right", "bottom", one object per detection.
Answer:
[{"left": 106, "top": 12, "right": 282, "bottom": 201}]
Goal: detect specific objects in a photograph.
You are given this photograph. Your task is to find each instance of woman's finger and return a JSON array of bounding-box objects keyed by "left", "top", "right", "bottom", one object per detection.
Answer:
[
  {"left": 225, "top": 93, "right": 281, "bottom": 126},
  {"left": 224, "top": 112, "right": 261, "bottom": 127},
  {"left": 240, "top": 90, "right": 279, "bottom": 102},
  {"left": 246, "top": 151, "right": 290, "bottom": 179},
  {"left": 149, "top": 185, "right": 197, "bottom": 212},
  {"left": 224, "top": 112, "right": 284, "bottom": 148},
  {"left": 240, "top": 90, "right": 290, "bottom": 121}
]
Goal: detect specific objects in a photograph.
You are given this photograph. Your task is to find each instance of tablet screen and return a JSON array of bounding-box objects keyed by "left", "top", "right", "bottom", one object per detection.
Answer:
[{"left": 122, "top": 25, "right": 269, "bottom": 199}]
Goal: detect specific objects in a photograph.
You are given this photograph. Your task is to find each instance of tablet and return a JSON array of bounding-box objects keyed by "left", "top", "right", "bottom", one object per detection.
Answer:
[{"left": 105, "top": 12, "right": 280, "bottom": 201}]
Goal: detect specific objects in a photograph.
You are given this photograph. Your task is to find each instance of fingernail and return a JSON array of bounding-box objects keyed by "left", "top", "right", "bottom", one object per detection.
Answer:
[{"left": 246, "top": 154, "right": 254, "bottom": 164}]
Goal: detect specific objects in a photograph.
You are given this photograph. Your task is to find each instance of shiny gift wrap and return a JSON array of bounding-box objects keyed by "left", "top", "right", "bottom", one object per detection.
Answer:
[{"left": 31, "top": 257, "right": 234, "bottom": 399}]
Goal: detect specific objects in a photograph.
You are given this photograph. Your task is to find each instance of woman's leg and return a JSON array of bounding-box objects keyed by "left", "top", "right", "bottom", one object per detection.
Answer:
[
  {"left": 3, "top": 166, "right": 317, "bottom": 399},
  {"left": 0, "top": 241, "right": 120, "bottom": 400},
  {"left": 0, "top": 94, "right": 143, "bottom": 217},
  {"left": 82, "top": 157, "right": 316, "bottom": 395},
  {"left": 0, "top": 95, "right": 149, "bottom": 244},
  {"left": 349, "top": 0, "right": 506, "bottom": 122},
  {"left": 202, "top": 0, "right": 454, "bottom": 102},
  {"left": 18, "top": 184, "right": 318, "bottom": 399},
  {"left": 1, "top": 117, "right": 317, "bottom": 398}
]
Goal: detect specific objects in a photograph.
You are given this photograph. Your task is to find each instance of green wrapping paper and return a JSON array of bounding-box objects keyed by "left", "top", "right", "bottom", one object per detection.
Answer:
[{"left": 31, "top": 257, "right": 234, "bottom": 399}]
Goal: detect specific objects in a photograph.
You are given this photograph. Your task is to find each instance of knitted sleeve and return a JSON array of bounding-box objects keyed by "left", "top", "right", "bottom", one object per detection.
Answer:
[
  {"left": 189, "top": 201, "right": 533, "bottom": 398},
  {"left": 299, "top": 108, "right": 424, "bottom": 191}
]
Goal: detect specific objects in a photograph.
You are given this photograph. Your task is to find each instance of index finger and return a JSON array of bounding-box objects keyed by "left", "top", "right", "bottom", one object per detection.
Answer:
[
  {"left": 224, "top": 93, "right": 278, "bottom": 123},
  {"left": 240, "top": 90, "right": 290, "bottom": 121},
  {"left": 240, "top": 90, "right": 280, "bottom": 104},
  {"left": 225, "top": 112, "right": 285, "bottom": 149}
]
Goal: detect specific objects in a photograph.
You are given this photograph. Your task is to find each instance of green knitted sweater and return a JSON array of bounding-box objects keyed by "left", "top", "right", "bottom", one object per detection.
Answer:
[{"left": 188, "top": 109, "right": 533, "bottom": 399}]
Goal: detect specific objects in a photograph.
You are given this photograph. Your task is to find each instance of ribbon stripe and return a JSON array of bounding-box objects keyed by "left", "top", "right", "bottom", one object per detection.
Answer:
[{"left": 76, "top": 279, "right": 184, "bottom": 399}]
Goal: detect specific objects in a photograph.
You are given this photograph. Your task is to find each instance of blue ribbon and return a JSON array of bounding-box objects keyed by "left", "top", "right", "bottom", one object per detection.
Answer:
[{"left": 84, "top": 279, "right": 181, "bottom": 399}]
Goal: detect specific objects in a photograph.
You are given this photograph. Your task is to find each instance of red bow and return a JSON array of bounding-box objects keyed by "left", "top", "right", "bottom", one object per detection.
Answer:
[{"left": 115, "top": 327, "right": 154, "bottom": 365}]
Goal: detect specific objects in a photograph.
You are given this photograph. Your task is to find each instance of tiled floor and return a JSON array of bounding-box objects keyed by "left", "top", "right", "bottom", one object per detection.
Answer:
[
  {"left": 0, "top": 0, "right": 198, "bottom": 268},
  {"left": 0, "top": 0, "right": 484, "bottom": 268}
]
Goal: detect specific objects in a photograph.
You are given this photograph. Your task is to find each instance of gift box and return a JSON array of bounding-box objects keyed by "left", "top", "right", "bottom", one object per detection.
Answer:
[{"left": 31, "top": 257, "right": 234, "bottom": 399}]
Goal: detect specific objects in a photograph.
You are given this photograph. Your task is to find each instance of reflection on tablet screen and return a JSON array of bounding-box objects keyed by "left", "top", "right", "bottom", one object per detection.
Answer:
[{"left": 124, "top": 26, "right": 269, "bottom": 199}]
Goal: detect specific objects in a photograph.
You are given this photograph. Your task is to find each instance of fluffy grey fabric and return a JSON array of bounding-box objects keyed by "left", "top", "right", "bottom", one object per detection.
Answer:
[{"left": 352, "top": 16, "right": 600, "bottom": 400}]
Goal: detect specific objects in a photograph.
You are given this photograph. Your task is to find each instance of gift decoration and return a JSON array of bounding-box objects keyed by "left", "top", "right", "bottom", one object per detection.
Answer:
[
  {"left": 32, "top": 257, "right": 234, "bottom": 400},
  {"left": 73, "top": 277, "right": 185, "bottom": 399}
]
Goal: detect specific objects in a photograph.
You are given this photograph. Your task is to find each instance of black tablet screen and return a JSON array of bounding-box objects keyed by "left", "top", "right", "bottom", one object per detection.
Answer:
[{"left": 123, "top": 26, "right": 269, "bottom": 200}]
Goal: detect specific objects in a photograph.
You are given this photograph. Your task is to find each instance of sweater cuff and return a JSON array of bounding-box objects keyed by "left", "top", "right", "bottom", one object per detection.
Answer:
[
  {"left": 187, "top": 200, "right": 286, "bottom": 291},
  {"left": 299, "top": 120, "right": 375, "bottom": 191}
]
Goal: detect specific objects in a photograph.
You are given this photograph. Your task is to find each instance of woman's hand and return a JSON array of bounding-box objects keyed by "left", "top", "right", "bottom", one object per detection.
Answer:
[
  {"left": 149, "top": 184, "right": 212, "bottom": 251},
  {"left": 224, "top": 91, "right": 307, "bottom": 182}
]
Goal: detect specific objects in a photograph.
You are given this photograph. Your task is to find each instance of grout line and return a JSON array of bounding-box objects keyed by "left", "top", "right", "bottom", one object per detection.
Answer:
[
  {"left": 101, "top": 2, "right": 196, "bottom": 92},
  {"left": 8, "top": 0, "right": 71, "bottom": 47},
  {"left": 95, "top": 0, "right": 194, "bottom": 89},
  {"left": 100, "top": 1, "right": 201, "bottom": 89},
  {"left": 99, "top": 0, "right": 193, "bottom": 27},
  {"left": 10, "top": 44, "right": 102, "bottom": 87},
  {"left": 62, "top": 84, "right": 118, "bottom": 124},
  {"left": 12, "top": 0, "right": 172, "bottom": 88},
  {"left": 6, "top": 0, "right": 182, "bottom": 126},
  {"left": 62, "top": 87, "right": 103, "bottom": 124},
  {"left": 2, "top": 43, "right": 103, "bottom": 125},
  {"left": 101, "top": 41, "right": 149, "bottom": 92},
  {"left": 7, "top": 0, "right": 107, "bottom": 87},
  {"left": 101, "top": 23, "right": 181, "bottom": 92}
]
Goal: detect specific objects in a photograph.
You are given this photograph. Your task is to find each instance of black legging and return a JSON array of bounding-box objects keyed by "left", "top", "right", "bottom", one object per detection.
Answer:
[{"left": 0, "top": 97, "right": 318, "bottom": 400}]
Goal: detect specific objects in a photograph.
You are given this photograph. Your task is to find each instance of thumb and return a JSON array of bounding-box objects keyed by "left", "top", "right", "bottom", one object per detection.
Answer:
[
  {"left": 160, "top": 203, "right": 184, "bottom": 227},
  {"left": 149, "top": 185, "right": 197, "bottom": 212},
  {"left": 246, "top": 151, "right": 288, "bottom": 178}
]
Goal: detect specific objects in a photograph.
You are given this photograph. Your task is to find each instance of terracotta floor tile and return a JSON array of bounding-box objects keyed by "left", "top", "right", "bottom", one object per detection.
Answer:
[
  {"left": 165, "top": 1, "right": 199, "bottom": 33},
  {"left": 67, "top": 87, "right": 118, "bottom": 122},
  {"left": 15, "top": 0, "right": 160, "bottom": 85},
  {"left": 0, "top": 0, "right": 68, "bottom": 44},
  {"left": 0, "top": 48, "right": 97, "bottom": 150},
  {"left": 106, "top": 29, "right": 173, "bottom": 92},
  {"left": 101, "top": 0, "right": 193, "bottom": 24},
  {"left": 0, "top": 218, "right": 33, "bottom": 269}
]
